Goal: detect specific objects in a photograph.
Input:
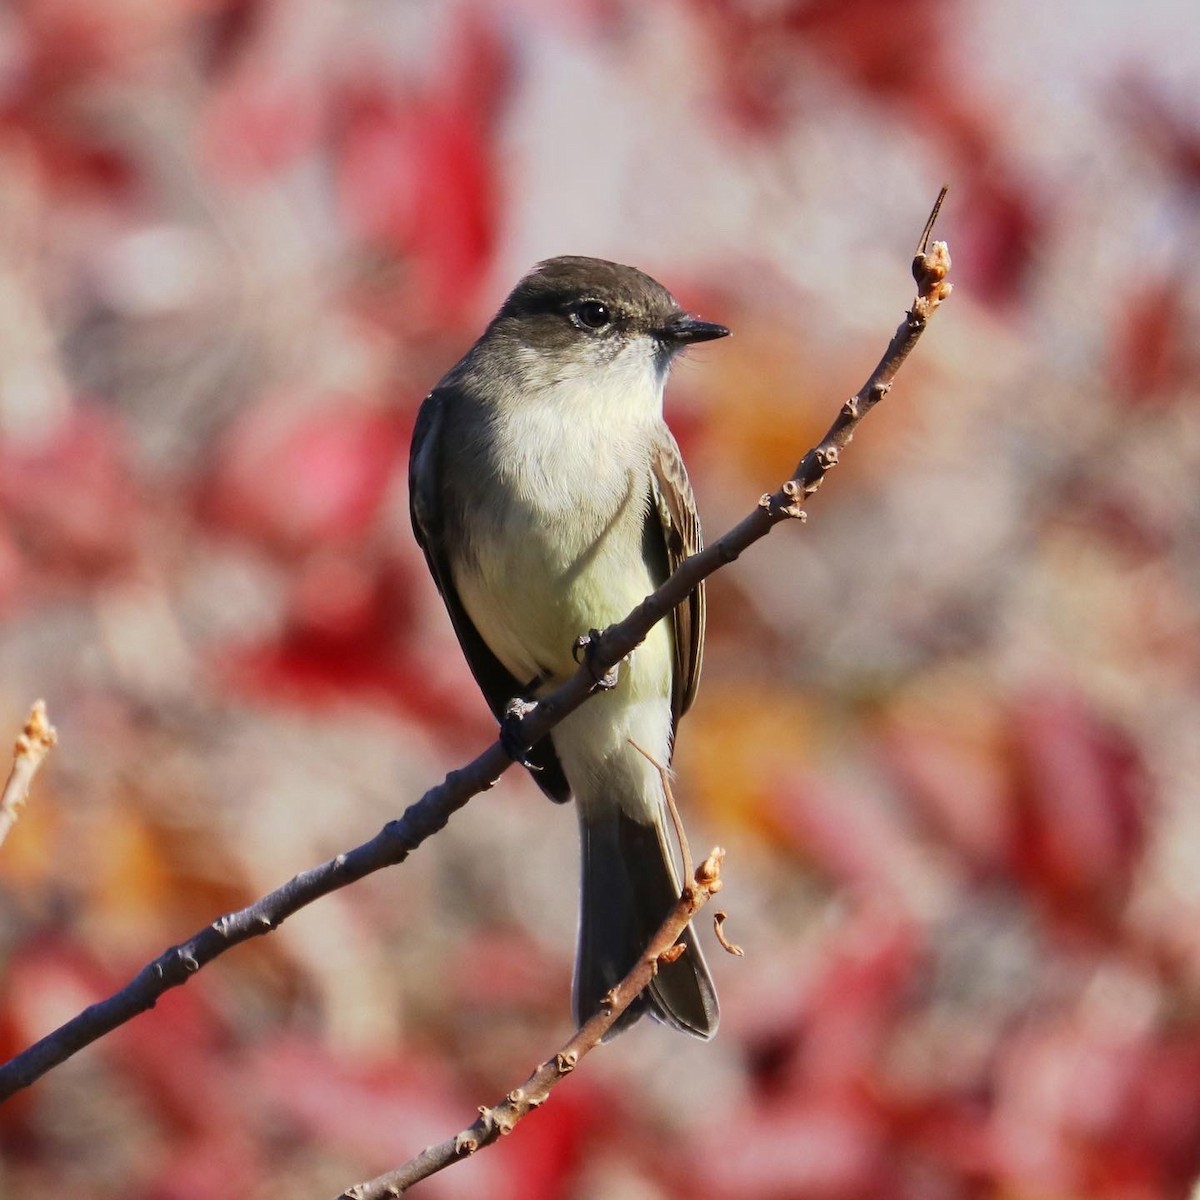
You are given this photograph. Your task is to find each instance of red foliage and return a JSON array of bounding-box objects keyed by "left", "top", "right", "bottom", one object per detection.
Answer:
[
  {"left": 1111, "top": 272, "right": 1194, "bottom": 405},
  {"left": 1009, "top": 690, "right": 1147, "bottom": 923},
  {"left": 200, "top": 62, "right": 327, "bottom": 181},
  {"left": 333, "top": 14, "right": 508, "bottom": 324},
  {"left": 0, "top": 404, "right": 141, "bottom": 584},
  {"left": 201, "top": 396, "right": 406, "bottom": 554}
]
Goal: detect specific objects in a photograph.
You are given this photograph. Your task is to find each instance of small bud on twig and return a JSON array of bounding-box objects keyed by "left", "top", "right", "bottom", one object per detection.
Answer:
[
  {"left": 0, "top": 700, "right": 57, "bottom": 852},
  {"left": 695, "top": 847, "right": 725, "bottom": 888}
]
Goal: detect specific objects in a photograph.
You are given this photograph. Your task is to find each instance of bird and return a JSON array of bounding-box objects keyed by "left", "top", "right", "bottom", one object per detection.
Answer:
[{"left": 409, "top": 255, "right": 728, "bottom": 1038}]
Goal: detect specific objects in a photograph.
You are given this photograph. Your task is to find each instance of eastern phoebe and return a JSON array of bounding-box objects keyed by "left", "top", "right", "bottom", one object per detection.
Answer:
[{"left": 409, "top": 256, "right": 728, "bottom": 1038}]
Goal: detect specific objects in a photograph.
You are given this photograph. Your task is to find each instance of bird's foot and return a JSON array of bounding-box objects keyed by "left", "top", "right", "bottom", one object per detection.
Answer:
[
  {"left": 572, "top": 628, "right": 619, "bottom": 690},
  {"left": 500, "top": 697, "right": 541, "bottom": 769}
]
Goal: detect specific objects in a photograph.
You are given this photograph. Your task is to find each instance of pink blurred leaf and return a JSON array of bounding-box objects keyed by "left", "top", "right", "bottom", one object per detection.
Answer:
[
  {"left": 200, "top": 59, "right": 325, "bottom": 181},
  {"left": 333, "top": 13, "right": 507, "bottom": 322},
  {"left": 0, "top": 404, "right": 140, "bottom": 579},
  {"left": 772, "top": 773, "right": 924, "bottom": 901},
  {"left": 880, "top": 713, "right": 1014, "bottom": 870},
  {"left": 1110, "top": 272, "right": 1193, "bottom": 405},
  {"left": 1010, "top": 691, "right": 1148, "bottom": 918},
  {"left": 693, "top": 1096, "right": 886, "bottom": 1199},
  {"left": 201, "top": 395, "right": 405, "bottom": 552}
]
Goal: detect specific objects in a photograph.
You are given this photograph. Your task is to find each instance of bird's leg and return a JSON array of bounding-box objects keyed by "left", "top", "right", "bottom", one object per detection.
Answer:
[
  {"left": 572, "top": 628, "right": 620, "bottom": 691},
  {"left": 500, "top": 697, "right": 542, "bottom": 770}
]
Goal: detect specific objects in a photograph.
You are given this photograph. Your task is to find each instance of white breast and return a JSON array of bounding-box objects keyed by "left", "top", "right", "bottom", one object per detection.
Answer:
[{"left": 451, "top": 336, "right": 670, "bottom": 687}]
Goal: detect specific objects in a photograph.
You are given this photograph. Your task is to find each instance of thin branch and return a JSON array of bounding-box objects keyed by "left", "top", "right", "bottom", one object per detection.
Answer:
[
  {"left": 0, "top": 701, "right": 57, "bottom": 852},
  {"left": 0, "top": 205, "right": 952, "bottom": 1104},
  {"left": 713, "top": 911, "right": 744, "bottom": 957},
  {"left": 338, "top": 847, "right": 730, "bottom": 1199},
  {"left": 629, "top": 738, "right": 693, "bottom": 886},
  {"left": 916, "top": 185, "right": 949, "bottom": 258},
  {"left": 349, "top": 745, "right": 741, "bottom": 1195}
]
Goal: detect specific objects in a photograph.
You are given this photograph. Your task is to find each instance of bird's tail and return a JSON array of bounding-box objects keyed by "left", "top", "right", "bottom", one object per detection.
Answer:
[{"left": 574, "top": 806, "right": 719, "bottom": 1040}]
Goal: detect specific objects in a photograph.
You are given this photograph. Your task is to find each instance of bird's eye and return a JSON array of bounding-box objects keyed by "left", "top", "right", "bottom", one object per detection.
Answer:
[{"left": 574, "top": 301, "right": 611, "bottom": 330}]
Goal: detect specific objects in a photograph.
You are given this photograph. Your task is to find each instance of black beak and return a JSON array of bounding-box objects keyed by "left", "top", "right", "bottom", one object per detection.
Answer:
[{"left": 659, "top": 314, "right": 731, "bottom": 345}]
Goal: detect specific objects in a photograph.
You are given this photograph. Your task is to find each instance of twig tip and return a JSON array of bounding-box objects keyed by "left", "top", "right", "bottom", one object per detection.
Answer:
[
  {"left": 15, "top": 699, "right": 57, "bottom": 760},
  {"left": 695, "top": 847, "right": 725, "bottom": 887},
  {"left": 916, "top": 186, "right": 949, "bottom": 257},
  {"left": 713, "top": 911, "right": 745, "bottom": 957}
]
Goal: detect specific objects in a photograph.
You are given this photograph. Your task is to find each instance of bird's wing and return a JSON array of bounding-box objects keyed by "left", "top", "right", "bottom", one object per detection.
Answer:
[
  {"left": 647, "top": 425, "right": 706, "bottom": 733},
  {"left": 409, "top": 390, "right": 571, "bottom": 802}
]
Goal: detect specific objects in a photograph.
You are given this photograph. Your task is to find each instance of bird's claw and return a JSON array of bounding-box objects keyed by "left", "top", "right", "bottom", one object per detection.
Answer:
[
  {"left": 500, "top": 697, "right": 541, "bottom": 769},
  {"left": 572, "top": 629, "right": 619, "bottom": 690}
]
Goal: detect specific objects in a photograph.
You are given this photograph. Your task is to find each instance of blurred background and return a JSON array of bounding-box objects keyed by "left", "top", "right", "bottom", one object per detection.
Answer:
[{"left": 1, "top": 1, "right": 1198, "bottom": 1197}]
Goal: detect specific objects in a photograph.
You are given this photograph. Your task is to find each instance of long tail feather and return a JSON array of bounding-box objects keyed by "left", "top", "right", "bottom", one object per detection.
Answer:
[{"left": 574, "top": 808, "right": 719, "bottom": 1039}]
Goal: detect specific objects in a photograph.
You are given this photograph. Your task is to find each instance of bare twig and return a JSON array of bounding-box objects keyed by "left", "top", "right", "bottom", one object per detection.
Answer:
[
  {"left": 916, "top": 185, "right": 949, "bottom": 259},
  {"left": 0, "top": 198, "right": 951, "bottom": 1103},
  {"left": 338, "top": 847, "right": 729, "bottom": 1199},
  {"left": 629, "top": 738, "right": 693, "bottom": 885},
  {"left": 713, "top": 911, "right": 744, "bottom": 957},
  {"left": 0, "top": 701, "right": 57, "bottom": 852}
]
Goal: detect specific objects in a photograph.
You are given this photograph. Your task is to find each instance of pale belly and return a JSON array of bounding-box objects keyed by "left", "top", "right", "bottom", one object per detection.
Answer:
[
  {"left": 453, "top": 506, "right": 677, "bottom": 822},
  {"left": 452, "top": 492, "right": 670, "bottom": 701},
  {"left": 442, "top": 394, "right": 680, "bottom": 816}
]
